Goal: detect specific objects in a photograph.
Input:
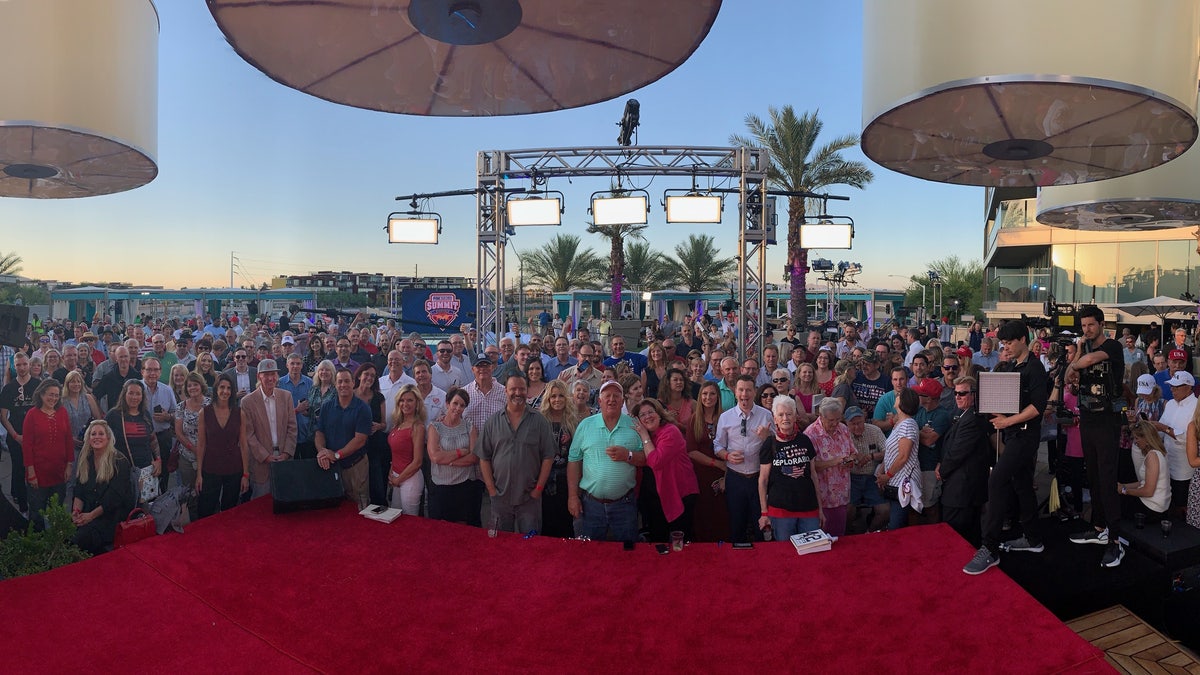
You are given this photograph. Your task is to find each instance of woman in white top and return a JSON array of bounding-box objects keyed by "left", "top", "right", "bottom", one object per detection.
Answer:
[{"left": 1122, "top": 420, "right": 1170, "bottom": 515}]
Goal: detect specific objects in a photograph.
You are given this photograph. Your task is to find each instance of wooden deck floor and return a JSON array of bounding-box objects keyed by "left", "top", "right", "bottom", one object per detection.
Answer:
[{"left": 1068, "top": 606, "right": 1200, "bottom": 674}]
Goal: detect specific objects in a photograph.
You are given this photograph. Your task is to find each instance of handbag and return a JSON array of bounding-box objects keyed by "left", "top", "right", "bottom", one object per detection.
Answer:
[
  {"left": 881, "top": 484, "right": 900, "bottom": 501},
  {"left": 136, "top": 465, "right": 161, "bottom": 503},
  {"left": 269, "top": 458, "right": 344, "bottom": 514},
  {"left": 114, "top": 508, "right": 156, "bottom": 548},
  {"left": 121, "top": 416, "right": 161, "bottom": 503}
]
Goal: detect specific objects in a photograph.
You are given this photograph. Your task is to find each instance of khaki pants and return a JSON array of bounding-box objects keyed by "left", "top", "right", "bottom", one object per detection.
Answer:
[{"left": 341, "top": 459, "right": 370, "bottom": 509}]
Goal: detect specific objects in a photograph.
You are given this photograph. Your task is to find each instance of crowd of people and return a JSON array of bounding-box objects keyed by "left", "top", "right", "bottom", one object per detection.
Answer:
[{"left": 4, "top": 307, "right": 1198, "bottom": 571}]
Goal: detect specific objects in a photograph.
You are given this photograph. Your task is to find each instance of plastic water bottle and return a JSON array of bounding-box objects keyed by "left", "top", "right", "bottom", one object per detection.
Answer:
[{"left": 488, "top": 515, "right": 499, "bottom": 538}]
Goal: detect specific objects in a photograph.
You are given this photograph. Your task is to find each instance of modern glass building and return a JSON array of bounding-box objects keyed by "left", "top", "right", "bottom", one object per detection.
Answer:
[{"left": 983, "top": 187, "right": 1200, "bottom": 323}]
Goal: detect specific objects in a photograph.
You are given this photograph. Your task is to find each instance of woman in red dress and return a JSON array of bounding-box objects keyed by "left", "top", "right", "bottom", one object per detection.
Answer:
[{"left": 684, "top": 381, "right": 728, "bottom": 542}]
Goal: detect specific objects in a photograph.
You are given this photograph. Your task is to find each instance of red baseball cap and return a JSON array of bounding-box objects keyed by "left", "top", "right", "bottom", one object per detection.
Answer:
[
  {"left": 955, "top": 346, "right": 972, "bottom": 358},
  {"left": 912, "top": 378, "right": 943, "bottom": 397},
  {"left": 1169, "top": 349, "right": 1188, "bottom": 361}
]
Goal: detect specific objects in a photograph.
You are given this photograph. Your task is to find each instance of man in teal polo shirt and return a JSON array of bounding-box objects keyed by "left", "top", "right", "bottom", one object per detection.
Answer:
[
  {"left": 717, "top": 357, "right": 739, "bottom": 411},
  {"left": 567, "top": 380, "right": 645, "bottom": 542}
]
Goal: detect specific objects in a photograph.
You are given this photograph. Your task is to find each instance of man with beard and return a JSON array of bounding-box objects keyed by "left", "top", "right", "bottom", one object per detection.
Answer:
[{"left": 476, "top": 373, "right": 556, "bottom": 534}]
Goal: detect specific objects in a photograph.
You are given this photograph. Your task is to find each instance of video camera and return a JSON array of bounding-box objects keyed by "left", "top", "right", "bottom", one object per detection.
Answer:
[{"left": 1020, "top": 295, "right": 1081, "bottom": 345}]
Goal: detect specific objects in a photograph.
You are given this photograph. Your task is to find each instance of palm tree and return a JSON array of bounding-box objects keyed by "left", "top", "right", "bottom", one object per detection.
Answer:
[
  {"left": 587, "top": 221, "right": 647, "bottom": 314},
  {"left": 0, "top": 251, "right": 23, "bottom": 277},
  {"left": 520, "top": 234, "right": 606, "bottom": 292},
  {"left": 622, "top": 241, "right": 673, "bottom": 291},
  {"left": 730, "top": 106, "right": 873, "bottom": 329},
  {"left": 662, "top": 234, "right": 737, "bottom": 292}
]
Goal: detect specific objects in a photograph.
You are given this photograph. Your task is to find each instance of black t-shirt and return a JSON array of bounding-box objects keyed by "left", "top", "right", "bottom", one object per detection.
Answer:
[
  {"left": 0, "top": 377, "right": 41, "bottom": 434},
  {"left": 759, "top": 433, "right": 820, "bottom": 513},
  {"left": 994, "top": 354, "right": 1048, "bottom": 432}
]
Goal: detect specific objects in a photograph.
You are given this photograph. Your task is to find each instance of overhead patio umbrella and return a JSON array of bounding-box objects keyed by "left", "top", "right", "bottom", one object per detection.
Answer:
[
  {"left": 1109, "top": 295, "right": 1198, "bottom": 345},
  {"left": 206, "top": 0, "right": 722, "bottom": 116}
]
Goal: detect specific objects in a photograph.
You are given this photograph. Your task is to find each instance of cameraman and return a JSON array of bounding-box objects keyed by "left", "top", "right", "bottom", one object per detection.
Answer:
[{"left": 1066, "top": 305, "right": 1126, "bottom": 568}]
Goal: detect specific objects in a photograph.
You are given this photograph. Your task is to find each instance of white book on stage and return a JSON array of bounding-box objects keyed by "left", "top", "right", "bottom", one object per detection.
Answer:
[
  {"left": 790, "top": 528, "right": 834, "bottom": 556},
  {"left": 359, "top": 505, "right": 402, "bottom": 523}
]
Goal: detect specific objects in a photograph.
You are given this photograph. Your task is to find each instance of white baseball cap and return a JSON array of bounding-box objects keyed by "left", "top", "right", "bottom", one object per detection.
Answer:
[
  {"left": 1136, "top": 373, "right": 1157, "bottom": 395},
  {"left": 1166, "top": 371, "right": 1195, "bottom": 388}
]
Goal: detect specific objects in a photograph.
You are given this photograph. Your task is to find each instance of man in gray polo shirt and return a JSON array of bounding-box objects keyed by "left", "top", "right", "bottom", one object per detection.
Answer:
[{"left": 476, "top": 372, "right": 556, "bottom": 534}]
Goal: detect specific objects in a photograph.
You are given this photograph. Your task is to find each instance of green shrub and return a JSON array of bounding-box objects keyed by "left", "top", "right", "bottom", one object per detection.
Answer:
[{"left": 0, "top": 495, "right": 91, "bottom": 579}]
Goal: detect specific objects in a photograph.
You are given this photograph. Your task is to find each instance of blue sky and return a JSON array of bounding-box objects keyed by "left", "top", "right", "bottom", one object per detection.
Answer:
[{"left": 1, "top": 1, "right": 980, "bottom": 291}]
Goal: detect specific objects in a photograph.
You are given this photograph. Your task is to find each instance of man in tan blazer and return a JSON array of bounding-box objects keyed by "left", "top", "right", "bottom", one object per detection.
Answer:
[{"left": 242, "top": 359, "right": 297, "bottom": 498}]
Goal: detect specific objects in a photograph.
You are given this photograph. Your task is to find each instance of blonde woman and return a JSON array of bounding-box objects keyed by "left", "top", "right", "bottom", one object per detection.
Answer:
[
  {"left": 793, "top": 362, "right": 822, "bottom": 420},
  {"left": 306, "top": 360, "right": 338, "bottom": 432},
  {"left": 572, "top": 380, "right": 595, "bottom": 418},
  {"left": 71, "top": 420, "right": 133, "bottom": 554},
  {"left": 62, "top": 370, "right": 102, "bottom": 447},
  {"left": 831, "top": 359, "right": 859, "bottom": 410},
  {"left": 168, "top": 363, "right": 191, "bottom": 401},
  {"left": 194, "top": 352, "right": 219, "bottom": 392},
  {"left": 1122, "top": 419, "right": 1170, "bottom": 517},
  {"left": 387, "top": 384, "right": 426, "bottom": 515},
  {"left": 539, "top": 380, "right": 580, "bottom": 537}
]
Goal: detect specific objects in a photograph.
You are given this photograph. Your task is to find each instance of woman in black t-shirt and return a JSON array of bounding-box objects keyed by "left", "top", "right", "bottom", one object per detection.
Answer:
[
  {"left": 757, "top": 395, "right": 822, "bottom": 540},
  {"left": 353, "top": 363, "right": 388, "bottom": 506},
  {"left": 105, "top": 380, "right": 160, "bottom": 473}
]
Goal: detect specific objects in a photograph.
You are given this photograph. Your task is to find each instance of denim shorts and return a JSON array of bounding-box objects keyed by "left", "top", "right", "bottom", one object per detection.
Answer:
[{"left": 850, "top": 473, "right": 885, "bottom": 507}]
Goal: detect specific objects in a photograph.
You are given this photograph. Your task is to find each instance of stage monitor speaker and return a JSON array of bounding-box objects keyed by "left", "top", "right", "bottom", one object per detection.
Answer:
[{"left": 0, "top": 305, "right": 29, "bottom": 348}]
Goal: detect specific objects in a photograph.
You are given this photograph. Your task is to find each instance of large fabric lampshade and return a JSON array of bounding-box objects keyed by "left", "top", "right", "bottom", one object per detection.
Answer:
[
  {"left": 207, "top": 0, "right": 721, "bottom": 116},
  {"left": 862, "top": 0, "right": 1200, "bottom": 187},
  {"left": 0, "top": 0, "right": 159, "bottom": 199}
]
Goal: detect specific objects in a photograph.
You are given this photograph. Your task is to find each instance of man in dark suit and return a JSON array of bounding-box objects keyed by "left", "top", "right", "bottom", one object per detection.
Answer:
[
  {"left": 221, "top": 347, "right": 257, "bottom": 401},
  {"left": 938, "top": 375, "right": 992, "bottom": 551}
]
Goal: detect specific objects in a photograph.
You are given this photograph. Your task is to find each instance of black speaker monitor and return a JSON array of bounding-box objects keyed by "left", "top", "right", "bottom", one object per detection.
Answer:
[{"left": 0, "top": 304, "right": 30, "bottom": 348}]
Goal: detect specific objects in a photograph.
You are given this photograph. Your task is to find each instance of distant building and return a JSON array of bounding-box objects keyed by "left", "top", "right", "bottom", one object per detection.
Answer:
[
  {"left": 273, "top": 271, "right": 472, "bottom": 307},
  {"left": 982, "top": 188, "right": 1199, "bottom": 325}
]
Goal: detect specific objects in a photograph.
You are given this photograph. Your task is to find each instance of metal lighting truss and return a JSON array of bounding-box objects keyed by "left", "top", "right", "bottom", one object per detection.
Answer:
[{"left": 476, "top": 146, "right": 769, "bottom": 359}]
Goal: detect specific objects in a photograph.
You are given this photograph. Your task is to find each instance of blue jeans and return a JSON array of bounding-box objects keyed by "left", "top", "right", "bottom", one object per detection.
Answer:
[
  {"left": 769, "top": 515, "right": 821, "bottom": 541},
  {"left": 581, "top": 491, "right": 637, "bottom": 542},
  {"left": 888, "top": 497, "right": 907, "bottom": 530}
]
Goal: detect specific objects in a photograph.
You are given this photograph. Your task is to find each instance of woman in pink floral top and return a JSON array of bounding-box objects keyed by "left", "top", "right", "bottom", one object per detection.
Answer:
[{"left": 803, "top": 397, "right": 856, "bottom": 536}]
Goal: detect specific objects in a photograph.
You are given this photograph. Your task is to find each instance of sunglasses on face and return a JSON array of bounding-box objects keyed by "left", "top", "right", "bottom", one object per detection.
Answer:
[
  {"left": 954, "top": 390, "right": 973, "bottom": 397},
  {"left": 772, "top": 378, "right": 789, "bottom": 384},
  {"left": 943, "top": 364, "right": 959, "bottom": 371}
]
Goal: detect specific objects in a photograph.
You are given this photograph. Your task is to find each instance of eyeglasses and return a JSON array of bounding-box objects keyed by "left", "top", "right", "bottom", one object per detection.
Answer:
[
  {"left": 772, "top": 377, "right": 789, "bottom": 384},
  {"left": 954, "top": 390, "right": 973, "bottom": 397},
  {"left": 437, "top": 349, "right": 451, "bottom": 354},
  {"left": 761, "top": 392, "right": 776, "bottom": 399}
]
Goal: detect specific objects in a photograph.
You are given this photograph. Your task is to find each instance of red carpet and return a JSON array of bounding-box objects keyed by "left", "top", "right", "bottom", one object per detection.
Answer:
[{"left": 1, "top": 499, "right": 1108, "bottom": 673}]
